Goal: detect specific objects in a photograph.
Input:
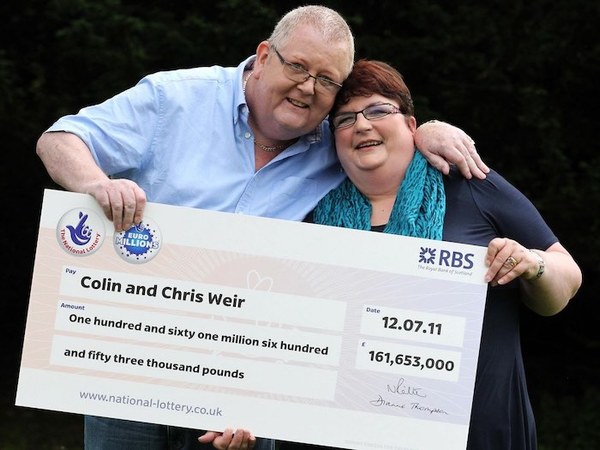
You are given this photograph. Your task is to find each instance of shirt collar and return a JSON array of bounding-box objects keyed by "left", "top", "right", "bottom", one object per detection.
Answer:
[{"left": 235, "top": 55, "right": 256, "bottom": 112}]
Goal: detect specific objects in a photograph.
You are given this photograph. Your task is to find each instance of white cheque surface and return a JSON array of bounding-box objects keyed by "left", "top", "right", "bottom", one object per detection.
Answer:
[{"left": 17, "top": 189, "right": 489, "bottom": 450}]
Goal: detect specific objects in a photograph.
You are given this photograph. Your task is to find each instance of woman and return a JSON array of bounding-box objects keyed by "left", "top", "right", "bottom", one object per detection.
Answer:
[{"left": 308, "top": 59, "right": 582, "bottom": 449}]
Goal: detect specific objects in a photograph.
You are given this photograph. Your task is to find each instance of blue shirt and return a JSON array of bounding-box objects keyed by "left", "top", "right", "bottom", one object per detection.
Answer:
[{"left": 47, "top": 57, "right": 344, "bottom": 220}]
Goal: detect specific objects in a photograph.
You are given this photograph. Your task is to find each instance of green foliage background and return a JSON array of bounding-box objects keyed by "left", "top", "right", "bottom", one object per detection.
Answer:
[{"left": 1, "top": 0, "right": 598, "bottom": 448}]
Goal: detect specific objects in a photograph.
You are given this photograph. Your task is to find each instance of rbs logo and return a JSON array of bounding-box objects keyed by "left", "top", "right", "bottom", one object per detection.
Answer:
[
  {"left": 439, "top": 249, "right": 474, "bottom": 269},
  {"left": 419, "top": 247, "right": 474, "bottom": 270}
]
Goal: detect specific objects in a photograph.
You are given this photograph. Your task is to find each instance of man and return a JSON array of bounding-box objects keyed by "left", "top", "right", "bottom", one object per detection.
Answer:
[{"left": 36, "top": 5, "right": 488, "bottom": 450}]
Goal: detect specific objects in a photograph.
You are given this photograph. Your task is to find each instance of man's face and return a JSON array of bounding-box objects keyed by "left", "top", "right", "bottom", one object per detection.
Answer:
[{"left": 252, "top": 25, "right": 350, "bottom": 140}]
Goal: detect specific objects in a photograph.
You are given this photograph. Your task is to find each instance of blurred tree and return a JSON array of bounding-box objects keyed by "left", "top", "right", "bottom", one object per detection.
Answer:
[{"left": 330, "top": 0, "right": 600, "bottom": 269}]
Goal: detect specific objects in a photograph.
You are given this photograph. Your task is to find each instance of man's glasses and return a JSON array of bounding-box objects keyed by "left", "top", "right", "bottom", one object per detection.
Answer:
[
  {"left": 272, "top": 46, "right": 343, "bottom": 95},
  {"left": 331, "top": 103, "right": 402, "bottom": 130}
]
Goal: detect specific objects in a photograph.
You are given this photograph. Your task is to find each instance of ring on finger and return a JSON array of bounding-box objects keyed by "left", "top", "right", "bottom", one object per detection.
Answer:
[{"left": 504, "top": 256, "right": 518, "bottom": 269}]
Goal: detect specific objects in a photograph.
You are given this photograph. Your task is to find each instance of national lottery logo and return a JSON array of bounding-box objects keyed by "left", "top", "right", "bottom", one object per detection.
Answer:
[
  {"left": 57, "top": 208, "right": 105, "bottom": 256},
  {"left": 113, "top": 218, "right": 161, "bottom": 264}
]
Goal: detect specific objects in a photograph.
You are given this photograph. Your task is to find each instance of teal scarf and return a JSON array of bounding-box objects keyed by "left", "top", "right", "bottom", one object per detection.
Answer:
[{"left": 313, "top": 151, "right": 446, "bottom": 239}]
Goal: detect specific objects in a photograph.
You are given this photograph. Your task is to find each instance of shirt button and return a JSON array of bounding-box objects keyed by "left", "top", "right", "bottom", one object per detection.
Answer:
[{"left": 244, "top": 132, "right": 252, "bottom": 139}]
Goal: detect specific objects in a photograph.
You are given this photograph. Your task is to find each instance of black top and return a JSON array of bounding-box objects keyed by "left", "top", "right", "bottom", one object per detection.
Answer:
[
  {"left": 296, "top": 168, "right": 556, "bottom": 450},
  {"left": 443, "top": 169, "right": 555, "bottom": 450}
]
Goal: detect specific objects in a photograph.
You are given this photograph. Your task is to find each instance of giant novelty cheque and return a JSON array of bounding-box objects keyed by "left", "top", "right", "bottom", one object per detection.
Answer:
[{"left": 17, "top": 189, "right": 488, "bottom": 450}]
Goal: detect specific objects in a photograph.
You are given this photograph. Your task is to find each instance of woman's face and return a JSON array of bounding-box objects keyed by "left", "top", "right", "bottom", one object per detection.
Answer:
[{"left": 333, "top": 94, "right": 417, "bottom": 180}]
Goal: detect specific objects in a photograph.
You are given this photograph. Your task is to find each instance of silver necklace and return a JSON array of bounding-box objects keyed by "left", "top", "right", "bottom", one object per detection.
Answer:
[{"left": 253, "top": 140, "right": 290, "bottom": 152}]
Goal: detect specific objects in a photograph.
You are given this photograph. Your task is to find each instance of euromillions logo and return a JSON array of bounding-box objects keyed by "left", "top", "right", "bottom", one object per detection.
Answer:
[
  {"left": 419, "top": 247, "right": 437, "bottom": 264},
  {"left": 57, "top": 208, "right": 105, "bottom": 256},
  {"left": 113, "top": 218, "right": 161, "bottom": 264}
]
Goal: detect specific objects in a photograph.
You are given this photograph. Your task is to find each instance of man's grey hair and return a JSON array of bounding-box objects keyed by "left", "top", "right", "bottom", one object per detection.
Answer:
[{"left": 268, "top": 5, "right": 355, "bottom": 77}]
